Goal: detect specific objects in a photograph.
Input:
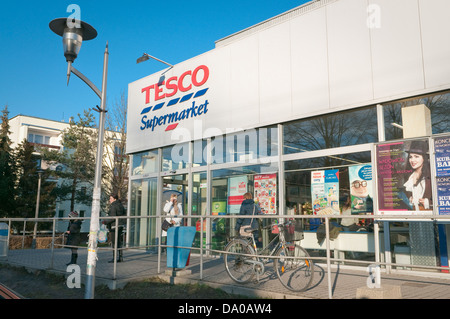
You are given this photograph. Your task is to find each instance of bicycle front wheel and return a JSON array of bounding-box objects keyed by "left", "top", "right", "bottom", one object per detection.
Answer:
[
  {"left": 274, "top": 243, "right": 314, "bottom": 292},
  {"left": 224, "top": 239, "right": 256, "bottom": 284}
]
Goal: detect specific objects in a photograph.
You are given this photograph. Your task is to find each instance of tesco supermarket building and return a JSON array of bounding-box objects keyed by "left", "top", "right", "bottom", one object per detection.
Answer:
[{"left": 126, "top": 0, "right": 450, "bottom": 274}]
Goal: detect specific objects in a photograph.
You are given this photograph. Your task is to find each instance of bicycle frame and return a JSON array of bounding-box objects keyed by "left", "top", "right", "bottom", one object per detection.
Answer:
[
  {"left": 224, "top": 221, "right": 315, "bottom": 291},
  {"left": 240, "top": 223, "right": 291, "bottom": 268}
]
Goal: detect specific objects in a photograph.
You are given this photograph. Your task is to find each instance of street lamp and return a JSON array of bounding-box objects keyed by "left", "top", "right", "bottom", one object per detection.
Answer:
[
  {"left": 50, "top": 17, "right": 108, "bottom": 299},
  {"left": 136, "top": 53, "right": 174, "bottom": 69},
  {"left": 31, "top": 169, "right": 44, "bottom": 249}
]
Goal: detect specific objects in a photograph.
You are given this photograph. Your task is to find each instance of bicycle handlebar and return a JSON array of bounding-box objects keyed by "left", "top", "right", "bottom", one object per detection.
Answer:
[{"left": 262, "top": 220, "right": 295, "bottom": 230}]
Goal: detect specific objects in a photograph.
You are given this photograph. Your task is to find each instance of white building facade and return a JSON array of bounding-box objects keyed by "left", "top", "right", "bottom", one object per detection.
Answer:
[
  {"left": 10, "top": 115, "right": 92, "bottom": 233},
  {"left": 126, "top": 0, "right": 450, "bottom": 274}
]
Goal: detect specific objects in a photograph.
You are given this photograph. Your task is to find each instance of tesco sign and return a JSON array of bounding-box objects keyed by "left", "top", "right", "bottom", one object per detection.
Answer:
[
  {"left": 139, "top": 65, "right": 210, "bottom": 132},
  {"left": 141, "top": 65, "right": 209, "bottom": 104}
]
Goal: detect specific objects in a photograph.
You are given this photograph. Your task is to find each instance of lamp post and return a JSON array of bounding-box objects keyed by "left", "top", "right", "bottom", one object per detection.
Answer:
[
  {"left": 50, "top": 17, "right": 108, "bottom": 299},
  {"left": 31, "top": 169, "right": 44, "bottom": 249}
]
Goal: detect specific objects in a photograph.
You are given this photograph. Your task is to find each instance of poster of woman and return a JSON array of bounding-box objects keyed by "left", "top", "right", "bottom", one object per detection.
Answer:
[
  {"left": 403, "top": 140, "right": 432, "bottom": 211},
  {"left": 376, "top": 139, "right": 433, "bottom": 215}
]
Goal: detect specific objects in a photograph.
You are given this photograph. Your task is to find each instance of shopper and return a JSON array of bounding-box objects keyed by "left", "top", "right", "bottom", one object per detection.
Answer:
[
  {"left": 340, "top": 196, "right": 359, "bottom": 231},
  {"left": 161, "top": 194, "right": 183, "bottom": 250},
  {"left": 235, "top": 192, "right": 262, "bottom": 239},
  {"left": 104, "top": 194, "right": 126, "bottom": 263},
  {"left": 66, "top": 211, "right": 82, "bottom": 265}
]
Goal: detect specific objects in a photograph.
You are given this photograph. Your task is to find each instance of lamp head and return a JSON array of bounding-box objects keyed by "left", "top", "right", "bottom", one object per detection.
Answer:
[
  {"left": 136, "top": 53, "right": 150, "bottom": 64},
  {"left": 49, "top": 18, "right": 97, "bottom": 63}
]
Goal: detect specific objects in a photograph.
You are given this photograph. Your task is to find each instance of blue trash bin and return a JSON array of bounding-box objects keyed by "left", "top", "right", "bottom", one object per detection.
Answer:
[
  {"left": 0, "top": 223, "right": 8, "bottom": 258},
  {"left": 167, "top": 226, "right": 196, "bottom": 269}
]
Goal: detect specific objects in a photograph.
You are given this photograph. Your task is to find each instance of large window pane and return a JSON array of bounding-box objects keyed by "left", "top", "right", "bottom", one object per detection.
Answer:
[
  {"left": 162, "top": 142, "right": 189, "bottom": 171},
  {"left": 283, "top": 106, "right": 377, "bottom": 154},
  {"left": 192, "top": 172, "right": 207, "bottom": 249},
  {"left": 210, "top": 126, "right": 278, "bottom": 164},
  {"left": 129, "top": 178, "right": 158, "bottom": 250},
  {"left": 131, "top": 150, "right": 158, "bottom": 175},
  {"left": 384, "top": 91, "right": 450, "bottom": 141},
  {"left": 193, "top": 139, "right": 207, "bottom": 167}
]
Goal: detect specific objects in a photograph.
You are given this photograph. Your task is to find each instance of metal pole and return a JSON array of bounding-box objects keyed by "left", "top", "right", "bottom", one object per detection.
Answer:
[
  {"left": 113, "top": 217, "right": 118, "bottom": 280},
  {"left": 32, "top": 172, "right": 42, "bottom": 249},
  {"left": 200, "top": 216, "right": 203, "bottom": 280},
  {"left": 85, "top": 42, "right": 109, "bottom": 299},
  {"left": 22, "top": 221, "right": 26, "bottom": 249},
  {"left": 50, "top": 218, "right": 56, "bottom": 269},
  {"left": 325, "top": 217, "right": 333, "bottom": 299}
]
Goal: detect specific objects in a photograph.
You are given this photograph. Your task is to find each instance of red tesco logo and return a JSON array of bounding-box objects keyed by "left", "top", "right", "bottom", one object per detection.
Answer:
[{"left": 141, "top": 65, "right": 209, "bottom": 104}]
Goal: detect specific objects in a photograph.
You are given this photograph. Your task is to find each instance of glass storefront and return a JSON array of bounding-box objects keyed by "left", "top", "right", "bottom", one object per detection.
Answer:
[
  {"left": 192, "top": 172, "right": 207, "bottom": 249},
  {"left": 211, "top": 164, "right": 279, "bottom": 251},
  {"left": 129, "top": 178, "right": 158, "bottom": 250},
  {"left": 127, "top": 90, "right": 450, "bottom": 273},
  {"left": 285, "top": 151, "right": 374, "bottom": 263}
]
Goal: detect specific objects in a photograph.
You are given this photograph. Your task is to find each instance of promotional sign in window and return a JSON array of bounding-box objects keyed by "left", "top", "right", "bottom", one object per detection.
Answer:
[
  {"left": 254, "top": 174, "right": 277, "bottom": 214},
  {"left": 227, "top": 176, "right": 248, "bottom": 214},
  {"left": 434, "top": 136, "right": 450, "bottom": 215},
  {"left": 311, "top": 169, "right": 339, "bottom": 216},
  {"left": 349, "top": 164, "right": 373, "bottom": 214},
  {"left": 376, "top": 139, "right": 433, "bottom": 215}
]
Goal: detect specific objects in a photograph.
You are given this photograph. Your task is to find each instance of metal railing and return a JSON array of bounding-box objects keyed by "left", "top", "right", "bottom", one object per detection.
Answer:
[{"left": 1, "top": 214, "right": 450, "bottom": 299}]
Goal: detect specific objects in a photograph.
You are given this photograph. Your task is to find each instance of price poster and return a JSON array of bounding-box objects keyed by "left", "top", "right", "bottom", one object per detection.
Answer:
[{"left": 254, "top": 174, "right": 277, "bottom": 214}]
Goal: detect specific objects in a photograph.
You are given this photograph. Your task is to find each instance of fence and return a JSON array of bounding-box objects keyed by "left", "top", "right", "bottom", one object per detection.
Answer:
[{"left": 1, "top": 214, "right": 450, "bottom": 299}]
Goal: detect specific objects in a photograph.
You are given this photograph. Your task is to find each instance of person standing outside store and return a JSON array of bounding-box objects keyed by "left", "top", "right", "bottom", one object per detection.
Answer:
[
  {"left": 104, "top": 194, "right": 126, "bottom": 263},
  {"left": 66, "top": 211, "right": 82, "bottom": 265},
  {"left": 162, "top": 194, "right": 183, "bottom": 250},
  {"left": 235, "top": 192, "right": 262, "bottom": 243}
]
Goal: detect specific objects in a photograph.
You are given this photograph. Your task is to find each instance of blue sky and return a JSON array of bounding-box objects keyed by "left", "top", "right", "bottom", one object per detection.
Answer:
[{"left": 0, "top": 0, "right": 308, "bottom": 124}]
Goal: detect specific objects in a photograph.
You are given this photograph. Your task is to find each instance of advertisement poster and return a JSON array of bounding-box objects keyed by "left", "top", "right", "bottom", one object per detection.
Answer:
[
  {"left": 212, "top": 201, "right": 226, "bottom": 216},
  {"left": 376, "top": 139, "right": 433, "bottom": 215},
  {"left": 349, "top": 164, "right": 373, "bottom": 214},
  {"left": 434, "top": 136, "right": 450, "bottom": 215},
  {"left": 437, "top": 177, "right": 450, "bottom": 215},
  {"left": 254, "top": 174, "right": 277, "bottom": 214},
  {"left": 311, "top": 169, "right": 339, "bottom": 216},
  {"left": 434, "top": 136, "right": 450, "bottom": 177},
  {"left": 227, "top": 176, "right": 248, "bottom": 214}
]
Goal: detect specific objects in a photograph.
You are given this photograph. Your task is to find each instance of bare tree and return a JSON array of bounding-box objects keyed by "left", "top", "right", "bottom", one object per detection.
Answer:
[{"left": 103, "top": 92, "right": 129, "bottom": 204}]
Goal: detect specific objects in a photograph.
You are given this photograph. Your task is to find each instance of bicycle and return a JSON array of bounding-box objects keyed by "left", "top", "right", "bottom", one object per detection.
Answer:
[{"left": 224, "top": 219, "right": 314, "bottom": 292}]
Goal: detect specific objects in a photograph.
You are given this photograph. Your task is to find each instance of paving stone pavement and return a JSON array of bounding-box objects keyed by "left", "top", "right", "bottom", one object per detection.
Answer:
[{"left": 2, "top": 248, "right": 450, "bottom": 299}]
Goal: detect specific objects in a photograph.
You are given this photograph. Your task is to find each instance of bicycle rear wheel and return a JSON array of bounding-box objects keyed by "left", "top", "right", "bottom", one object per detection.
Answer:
[
  {"left": 224, "top": 239, "right": 256, "bottom": 284},
  {"left": 274, "top": 243, "right": 314, "bottom": 292}
]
